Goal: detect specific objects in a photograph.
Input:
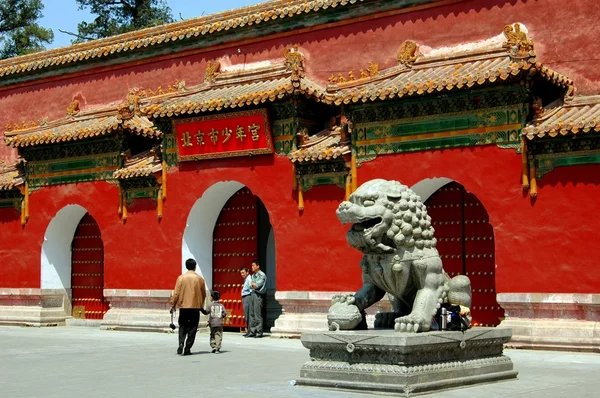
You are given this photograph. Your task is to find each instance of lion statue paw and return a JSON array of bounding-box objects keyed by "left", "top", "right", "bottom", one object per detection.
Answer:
[
  {"left": 327, "top": 294, "right": 363, "bottom": 331},
  {"left": 394, "top": 314, "right": 430, "bottom": 333}
]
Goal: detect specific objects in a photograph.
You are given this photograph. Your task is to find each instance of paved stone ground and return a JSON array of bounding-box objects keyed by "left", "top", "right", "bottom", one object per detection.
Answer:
[{"left": 0, "top": 326, "right": 598, "bottom": 397}]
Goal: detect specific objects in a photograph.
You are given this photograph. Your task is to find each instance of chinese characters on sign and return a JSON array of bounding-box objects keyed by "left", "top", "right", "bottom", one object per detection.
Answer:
[{"left": 173, "top": 109, "right": 273, "bottom": 160}]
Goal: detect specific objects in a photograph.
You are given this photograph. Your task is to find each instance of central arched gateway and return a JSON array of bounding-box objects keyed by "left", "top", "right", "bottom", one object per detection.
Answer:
[
  {"left": 212, "top": 187, "right": 270, "bottom": 328},
  {"left": 182, "top": 181, "right": 276, "bottom": 331}
]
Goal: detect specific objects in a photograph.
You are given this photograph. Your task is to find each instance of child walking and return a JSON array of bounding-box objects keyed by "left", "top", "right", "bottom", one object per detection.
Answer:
[{"left": 206, "top": 290, "right": 227, "bottom": 353}]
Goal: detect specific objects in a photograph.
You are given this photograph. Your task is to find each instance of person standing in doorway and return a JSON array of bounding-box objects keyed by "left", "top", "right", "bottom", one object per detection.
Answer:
[
  {"left": 249, "top": 260, "right": 267, "bottom": 338},
  {"left": 239, "top": 267, "right": 253, "bottom": 337},
  {"left": 169, "top": 258, "right": 207, "bottom": 356}
]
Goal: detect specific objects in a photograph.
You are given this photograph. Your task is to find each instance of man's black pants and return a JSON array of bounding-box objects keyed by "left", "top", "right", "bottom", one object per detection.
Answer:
[{"left": 178, "top": 308, "right": 200, "bottom": 352}]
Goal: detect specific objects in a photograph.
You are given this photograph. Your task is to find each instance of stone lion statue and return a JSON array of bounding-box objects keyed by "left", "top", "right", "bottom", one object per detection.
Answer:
[{"left": 328, "top": 179, "right": 472, "bottom": 333}]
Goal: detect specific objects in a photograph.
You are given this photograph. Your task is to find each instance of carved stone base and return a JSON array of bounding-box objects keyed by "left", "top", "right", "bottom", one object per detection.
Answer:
[
  {"left": 0, "top": 288, "right": 70, "bottom": 327},
  {"left": 297, "top": 328, "right": 517, "bottom": 395},
  {"left": 497, "top": 293, "right": 600, "bottom": 352}
]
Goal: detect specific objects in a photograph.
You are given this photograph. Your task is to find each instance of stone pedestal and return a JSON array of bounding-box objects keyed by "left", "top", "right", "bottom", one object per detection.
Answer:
[
  {"left": 497, "top": 293, "right": 600, "bottom": 352},
  {"left": 100, "top": 289, "right": 208, "bottom": 333},
  {"left": 297, "top": 328, "right": 517, "bottom": 395},
  {"left": 0, "top": 288, "right": 70, "bottom": 326}
]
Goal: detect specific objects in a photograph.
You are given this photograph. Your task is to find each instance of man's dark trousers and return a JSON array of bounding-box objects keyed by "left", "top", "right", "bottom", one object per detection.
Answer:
[
  {"left": 249, "top": 291, "right": 264, "bottom": 336},
  {"left": 178, "top": 308, "right": 200, "bottom": 353}
]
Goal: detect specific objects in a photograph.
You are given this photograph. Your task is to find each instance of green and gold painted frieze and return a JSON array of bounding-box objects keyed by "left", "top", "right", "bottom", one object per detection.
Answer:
[
  {"left": 20, "top": 137, "right": 122, "bottom": 188},
  {"left": 529, "top": 135, "right": 600, "bottom": 180},
  {"left": 296, "top": 161, "right": 348, "bottom": 191},
  {"left": 120, "top": 177, "right": 160, "bottom": 204},
  {"left": 348, "top": 87, "right": 529, "bottom": 164},
  {"left": 0, "top": 189, "right": 22, "bottom": 210}
]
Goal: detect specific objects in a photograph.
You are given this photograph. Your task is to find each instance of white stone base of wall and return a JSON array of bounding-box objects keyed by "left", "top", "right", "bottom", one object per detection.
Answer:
[
  {"left": 100, "top": 289, "right": 209, "bottom": 333},
  {"left": 269, "top": 291, "right": 390, "bottom": 338},
  {"left": 101, "top": 289, "right": 174, "bottom": 333},
  {"left": 497, "top": 293, "right": 600, "bottom": 352},
  {"left": 0, "top": 288, "right": 70, "bottom": 327}
]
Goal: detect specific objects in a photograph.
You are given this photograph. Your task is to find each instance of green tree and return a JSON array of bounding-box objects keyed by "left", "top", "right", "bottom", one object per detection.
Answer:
[
  {"left": 0, "top": 0, "right": 53, "bottom": 59},
  {"left": 74, "top": 0, "right": 174, "bottom": 42}
]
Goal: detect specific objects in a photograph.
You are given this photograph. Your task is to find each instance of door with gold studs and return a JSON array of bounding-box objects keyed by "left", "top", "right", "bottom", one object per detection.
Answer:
[
  {"left": 71, "top": 213, "right": 108, "bottom": 320},
  {"left": 425, "top": 182, "right": 504, "bottom": 327},
  {"left": 212, "top": 188, "right": 258, "bottom": 328}
]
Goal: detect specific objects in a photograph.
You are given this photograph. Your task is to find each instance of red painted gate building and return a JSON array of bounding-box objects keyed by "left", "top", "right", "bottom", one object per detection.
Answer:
[{"left": 0, "top": 0, "right": 598, "bottom": 351}]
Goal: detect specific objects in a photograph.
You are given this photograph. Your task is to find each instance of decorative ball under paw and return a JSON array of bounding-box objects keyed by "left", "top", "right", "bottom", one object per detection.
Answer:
[{"left": 327, "top": 302, "right": 362, "bottom": 331}]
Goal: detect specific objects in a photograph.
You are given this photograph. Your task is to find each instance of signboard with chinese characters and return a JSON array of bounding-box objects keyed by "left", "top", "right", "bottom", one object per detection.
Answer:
[{"left": 173, "top": 109, "right": 273, "bottom": 161}]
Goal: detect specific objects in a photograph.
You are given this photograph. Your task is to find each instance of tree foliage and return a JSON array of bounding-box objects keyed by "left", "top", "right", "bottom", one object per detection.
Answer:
[
  {"left": 0, "top": 0, "right": 53, "bottom": 59},
  {"left": 74, "top": 0, "right": 174, "bottom": 42}
]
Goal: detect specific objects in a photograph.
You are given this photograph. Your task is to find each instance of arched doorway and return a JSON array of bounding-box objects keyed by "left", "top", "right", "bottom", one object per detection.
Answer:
[
  {"left": 182, "top": 182, "right": 276, "bottom": 331},
  {"left": 212, "top": 187, "right": 273, "bottom": 329},
  {"left": 41, "top": 205, "right": 107, "bottom": 321},
  {"left": 70, "top": 213, "right": 108, "bottom": 320},
  {"left": 422, "top": 181, "right": 504, "bottom": 327}
]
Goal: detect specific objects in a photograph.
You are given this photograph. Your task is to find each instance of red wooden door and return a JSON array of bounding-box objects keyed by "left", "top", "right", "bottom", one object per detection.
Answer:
[
  {"left": 212, "top": 187, "right": 258, "bottom": 328},
  {"left": 425, "top": 182, "right": 504, "bottom": 327},
  {"left": 71, "top": 213, "right": 108, "bottom": 320}
]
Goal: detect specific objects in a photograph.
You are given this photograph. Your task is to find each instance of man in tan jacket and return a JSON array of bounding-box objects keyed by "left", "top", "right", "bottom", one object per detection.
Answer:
[{"left": 169, "top": 258, "right": 207, "bottom": 356}]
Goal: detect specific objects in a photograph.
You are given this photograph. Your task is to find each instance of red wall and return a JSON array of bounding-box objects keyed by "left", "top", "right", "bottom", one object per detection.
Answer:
[
  {"left": 0, "top": 155, "right": 363, "bottom": 291},
  {"left": 1, "top": 145, "right": 599, "bottom": 294},
  {"left": 1, "top": 0, "right": 599, "bottom": 294},
  {"left": 357, "top": 146, "right": 600, "bottom": 294}
]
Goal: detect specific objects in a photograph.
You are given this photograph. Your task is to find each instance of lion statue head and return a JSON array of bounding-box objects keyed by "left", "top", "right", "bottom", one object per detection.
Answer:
[{"left": 336, "top": 179, "right": 436, "bottom": 254}]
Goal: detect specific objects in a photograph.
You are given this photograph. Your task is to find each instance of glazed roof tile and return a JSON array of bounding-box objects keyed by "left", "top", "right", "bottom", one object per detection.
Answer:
[
  {"left": 288, "top": 127, "right": 351, "bottom": 163},
  {"left": 523, "top": 95, "right": 600, "bottom": 139},
  {"left": 113, "top": 150, "right": 162, "bottom": 179},
  {"left": 325, "top": 29, "right": 572, "bottom": 105},
  {"left": 141, "top": 63, "right": 325, "bottom": 118},
  {"left": 0, "top": 0, "right": 368, "bottom": 79},
  {"left": 0, "top": 162, "right": 25, "bottom": 190},
  {"left": 4, "top": 112, "right": 160, "bottom": 148}
]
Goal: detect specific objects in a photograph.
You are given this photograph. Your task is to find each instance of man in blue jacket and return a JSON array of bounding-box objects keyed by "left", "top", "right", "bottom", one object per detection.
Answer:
[{"left": 239, "top": 266, "right": 253, "bottom": 337}]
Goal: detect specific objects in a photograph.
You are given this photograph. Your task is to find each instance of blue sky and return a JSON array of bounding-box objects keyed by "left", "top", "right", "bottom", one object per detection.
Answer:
[{"left": 41, "top": 0, "right": 260, "bottom": 49}]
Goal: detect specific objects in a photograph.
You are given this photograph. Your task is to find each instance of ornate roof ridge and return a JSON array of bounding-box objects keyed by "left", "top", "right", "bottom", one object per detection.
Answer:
[
  {"left": 288, "top": 125, "right": 350, "bottom": 163},
  {"left": 415, "top": 48, "right": 512, "bottom": 69},
  {"left": 564, "top": 95, "right": 600, "bottom": 107},
  {"left": 114, "top": 149, "right": 162, "bottom": 179},
  {"left": 523, "top": 95, "right": 600, "bottom": 140},
  {"left": 0, "top": 160, "right": 25, "bottom": 190},
  {"left": 3, "top": 95, "right": 161, "bottom": 148},
  {"left": 0, "top": 0, "right": 369, "bottom": 79},
  {"left": 4, "top": 106, "right": 119, "bottom": 136},
  {"left": 323, "top": 23, "right": 573, "bottom": 105},
  {"left": 214, "top": 63, "right": 290, "bottom": 87}
]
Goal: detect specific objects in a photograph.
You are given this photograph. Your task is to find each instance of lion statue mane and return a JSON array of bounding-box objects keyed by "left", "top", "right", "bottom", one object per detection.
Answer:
[{"left": 328, "top": 179, "right": 472, "bottom": 333}]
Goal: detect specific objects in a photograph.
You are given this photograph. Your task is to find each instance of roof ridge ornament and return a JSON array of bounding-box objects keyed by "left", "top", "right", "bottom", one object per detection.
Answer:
[
  {"left": 502, "top": 23, "right": 535, "bottom": 59},
  {"left": 67, "top": 99, "right": 80, "bottom": 118},
  {"left": 117, "top": 90, "right": 141, "bottom": 121},
  {"left": 205, "top": 60, "right": 221, "bottom": 84},
  {"left": 283, "top": 45, "right": 305, "bottom": 81},
  {"left": 397, "top": 40, "right": 418, "bottom": 67}
]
